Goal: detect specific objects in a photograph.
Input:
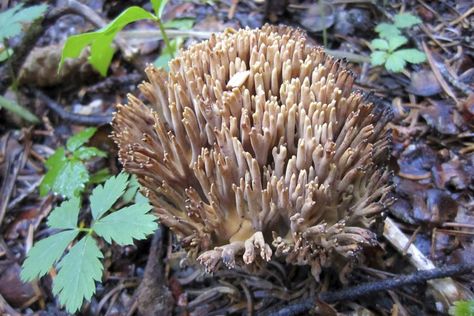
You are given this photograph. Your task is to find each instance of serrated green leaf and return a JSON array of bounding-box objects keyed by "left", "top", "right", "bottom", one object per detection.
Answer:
[
  {"left": 375, "top": 23, "right": 401, "bottom": 38},
  {"left": 53, "top": 236, "right": 103, "bottom": 313},
  {"left": 135, "top": 191, "right": 149, "bottom": 204},
  {"left": 53, "top": 160, "right": 89, "bottom": 198},
  {"left": 90, "top": 172, "right": 129, "bottom": 220},
  {"left": 66, "top": 127, "right": 97, "bottom": 152},
  {"left": 450, "top": 300, "right": 474, "bottom": 316},
  {"left": 388, "top": 35, "right": 408, "bottom": 51},
  {"left": 0, "top": 4, "right": 48, "bottom": 41},
  {"left": 60, "top": 6, "right": 156, "bottom": 76},
  {"left": 73, "top": 146, "right": 107, "bottom": 160},
  {"left": 47, "top": 197, "right": 81, "bottom": 229},
  {"left": 370, "top": 51, "right": 388, "bottom": 66},
  {"left": 394, "top": 13, "right": 422, "bottom": 28},
  {"left": 89, "top": 168, "right": 111, "bottom": 184},
  {"left": 385, "top": 53, "right": 406, "bottom": 72},
  {"left": 151, "top": 0, "right": 169, "bottom": 18},
  {"left": 394, "top": 49, "right": 426, "bottom": 64},
  {"left": 93, "top": 203, "right": 157, "bottom": 245},
  {"left": 370, "top": 39, "right": 389, "bottom": 51},
  {"left": 122, "top": 175, "right": 140, "bottom": 203},
  {"left": 163, "top": 18, "right": 194, "bottom": 30},
  {"left": 21, "top": 230, "right": 78, "bottom": 281},
  {"left": 40, "top": 148, "right": 67, "bottom": 196}
]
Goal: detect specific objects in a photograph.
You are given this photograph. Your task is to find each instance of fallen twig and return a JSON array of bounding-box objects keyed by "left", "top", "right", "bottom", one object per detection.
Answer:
[
  {"left": 35, "top": 90, "right": 112, "bottom": 126},
  {"left": 259, "top": 262, "right": 474, "bottom": 316}
]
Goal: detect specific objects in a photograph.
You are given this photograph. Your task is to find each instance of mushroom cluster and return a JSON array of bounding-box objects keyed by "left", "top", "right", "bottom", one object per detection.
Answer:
[{"left": 112, "top": 25, "right": 392, "bottom": 280}]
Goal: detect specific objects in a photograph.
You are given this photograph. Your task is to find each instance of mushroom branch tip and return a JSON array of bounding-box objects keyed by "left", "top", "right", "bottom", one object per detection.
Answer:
[{"left": 111, "top": 25, "right": 392, "bottom": 281}]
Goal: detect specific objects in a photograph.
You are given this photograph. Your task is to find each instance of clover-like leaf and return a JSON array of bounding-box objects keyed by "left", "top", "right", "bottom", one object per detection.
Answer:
[
  {"left": 394, "top": 49, "right": 426, "bottom": 64},
  {"left": 370, "top": 51, "right": 388, "bottom": 66},
  {"left": 394, "top": 13, "right": 422, "bottom": 28},
  {"left": 90, "top": 172, "right": 129, "bottom": 220},
  {"left": 20, "top": 230, "right": 78, "bottom": 281},
  {"left": 388, "top": 35, "right": 408, "bottom": 51},
  {"left": 449, "top": 300, "right": 474, "bottom": 316},
  {"left": 47, "top": 197, "right": 81, "bottom": 230},
  {"left": 92, "top": 203, "right": 157, "bottom": 245},
  {"left": 370, "top": 39, "right": 389, "bottom": 51},
  {"left": 385, "top": 52, "right": 406, "bottom": 72},
  {"left": 375, "top": 23, "right": 401, "bottom": 38},
  {"left": 53, "top": 236, "right": 104, "bottom": 313}
]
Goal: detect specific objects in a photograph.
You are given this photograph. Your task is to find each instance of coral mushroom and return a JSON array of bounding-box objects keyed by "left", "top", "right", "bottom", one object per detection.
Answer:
[{"left": 112, "top": 25, "right": 392, "bottom": 280}]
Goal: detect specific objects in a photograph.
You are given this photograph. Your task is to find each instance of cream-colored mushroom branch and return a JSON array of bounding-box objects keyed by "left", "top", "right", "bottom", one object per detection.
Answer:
[{"left": 111, "top": 25, "right": 392, "bottom": 281}]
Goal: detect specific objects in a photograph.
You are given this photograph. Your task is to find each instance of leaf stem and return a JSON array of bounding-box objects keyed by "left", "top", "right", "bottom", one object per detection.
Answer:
[{"left": 157, "top": 19, "right": 174, "bottom": 58}]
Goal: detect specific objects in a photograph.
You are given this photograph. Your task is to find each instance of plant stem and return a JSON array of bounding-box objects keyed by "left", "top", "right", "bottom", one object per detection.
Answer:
[
  {"left": 78, "top": 227, "right": 93, "bottom": 234},
  {"left": 157, "top": 19, "right": 174, "bottom": 58}
]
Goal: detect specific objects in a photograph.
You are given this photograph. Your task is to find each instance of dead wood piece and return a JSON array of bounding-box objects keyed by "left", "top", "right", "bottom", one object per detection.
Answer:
[{"left": 133, "top": 226, "right": 174, "bottom": 316}]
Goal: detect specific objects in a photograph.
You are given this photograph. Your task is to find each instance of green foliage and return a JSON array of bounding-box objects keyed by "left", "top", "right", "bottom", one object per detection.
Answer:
[
  {"left": 0, "top": 94, "right": 40, "bottom": 123},
  {"left": 40, "top": 127, "right": 106, "bottom": 198},
  {"left": 0, "top": 3, "right": 48, "bottom": 43},
  {"left": 450, "top": 300, "right": 474, "bottom": 316},
  {"left": 60, "top": 0, "right": 194, "bottom": 76},
  {"left": 154, "top": 37, "right": 183, "bottom": 69},
  {"left": 370, "top": 12, "right": 425, "bottom": 72},
  {"left": 394, "top": 13, "right": 422, "bottom": 28},
  {"left": 21, "top": 173, "right": 158, "bottom": 313}
]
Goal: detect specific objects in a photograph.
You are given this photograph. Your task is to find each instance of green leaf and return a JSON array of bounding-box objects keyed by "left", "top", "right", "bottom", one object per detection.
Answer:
[
  {"left": 66, "top": 127, "right": 97, "bottom": 152},
  {"left": 47, "top": 197, "right": 81, "bottom": 229},
  {"left": 385, "top": 52, "right": 406, "bottom": 72},
  {"left": 89, "top": 168, "right": 111, "bottom": 184},
  {"left": 154, "top": 37, "right": 182, "bottom": 70},
  {"left": 450, "top": 300, "right": 474, "bottom": 316},
  {"left": 375, "top": 23, "right": 401, "bottom": 38},
  {"left": 370, "top": 39, "right": 389, "bottom": 51},
  {"left": 0, "top": 4, "right": 48, "bottom": 41},
  {"left": 122, "top": 175, "right": 140, "bottom": 203},
  {"left": 90, "top": 172, "right": 129, "bottom": 220},
  {"left": 394, "top": 13, "right": 422, "bottom": 28},
  {"left": 151, "top": 0, "right": 169, "bottom": 18},
  {"left": 40, "top": 148, "right": 67, "bottom": 196},
  {"left": 60, "top": 6, "right": 156, "bottom": 76},
  {"left": 388, "top": 36, "right": 408, "bottom": 51},
  {"left": 20, "top": 230, "right": 78, "bottom": 281},
  {"left": 394, "top": 49, "right": 426, "bottom": 64},
  {"left": 53, "top": 236, "right": 104, "bottom": 314},
  {"left": 0, "top": 94, "right": 40, "bottom": 123},
  {"left": 0, "top": 48, "right": 13, "bottom": 62},
  {"left": 73, "top": 146, "right": 107, "bottom": 160},
  {"left": 93, "top": 203, "right": 157, "bottom": 245},
  {"left": 52, "top": 160, "right": 89, "bottom": 198},
  {"left": 370, "top": 51, "right": 388, "bottom": 66},
  {"left": 163, "top": 18, "right": 194, "bottom": 30}
]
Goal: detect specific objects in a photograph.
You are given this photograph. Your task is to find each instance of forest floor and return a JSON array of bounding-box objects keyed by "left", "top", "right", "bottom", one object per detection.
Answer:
[{"left": 0, "top": 0, "right": 473, "bottom": 315}]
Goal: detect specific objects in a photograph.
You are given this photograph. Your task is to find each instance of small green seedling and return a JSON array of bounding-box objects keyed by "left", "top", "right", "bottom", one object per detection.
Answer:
[
  {"left": 0, "top": 3, "right": 48, "bottom": 61},
  {"left": 370, "top": 13, "right": 426, "bottom": 73},
  {"left": 450, "top": 300, "right": 474, "bottom": 316},
  {"left": 21, "top": 173, "right": 158, "bottom": 313},
  {"left": 60, "top": 0, "right": 194, "bottom": 76},
  {"left": 40, "top": 127, "right": 107, "bottom": 198}
]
